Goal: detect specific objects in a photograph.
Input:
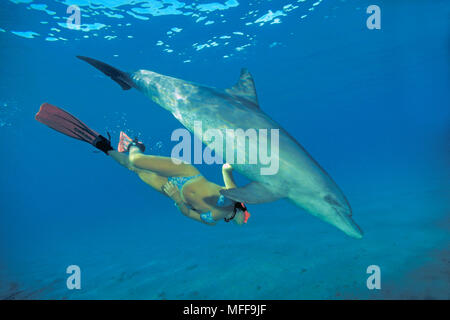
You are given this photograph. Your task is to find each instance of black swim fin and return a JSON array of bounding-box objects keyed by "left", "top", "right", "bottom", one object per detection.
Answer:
[{"left": 76, "top": 56, "right": 135, "bottom": 90}]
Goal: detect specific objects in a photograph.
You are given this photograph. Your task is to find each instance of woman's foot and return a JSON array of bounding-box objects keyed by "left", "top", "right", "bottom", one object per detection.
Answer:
[{"left": 118, "top": 131, "right": 145, "bottom": 153}]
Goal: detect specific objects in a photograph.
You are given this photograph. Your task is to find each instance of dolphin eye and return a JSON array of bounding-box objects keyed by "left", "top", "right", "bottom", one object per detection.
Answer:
[{"left": 324, "top": 195, "right": 341, "bottom": 207}]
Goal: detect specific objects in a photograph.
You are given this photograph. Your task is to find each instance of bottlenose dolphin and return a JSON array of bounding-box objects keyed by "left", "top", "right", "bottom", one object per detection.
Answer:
[{"left": 77, "top": 56, "right": 363, "bottom": 239}]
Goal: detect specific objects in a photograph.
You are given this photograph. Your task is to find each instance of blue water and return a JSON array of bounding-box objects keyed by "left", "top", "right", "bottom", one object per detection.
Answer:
[{"left": 0, "top": 0, "right": 449, "bottom": 299}]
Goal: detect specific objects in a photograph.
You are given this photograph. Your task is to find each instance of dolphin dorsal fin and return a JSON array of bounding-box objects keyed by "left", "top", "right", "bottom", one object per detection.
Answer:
[{"left": 226, "top": 68, "right": 259, "bottom": 108}]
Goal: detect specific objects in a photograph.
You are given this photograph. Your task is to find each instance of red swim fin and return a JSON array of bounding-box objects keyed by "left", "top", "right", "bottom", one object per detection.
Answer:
[
  {"left": 35, "top": 103, "right": 99, "bottom": 144},
  {"left": 36, "top": 103, "right": 113, "bottom": 155}
]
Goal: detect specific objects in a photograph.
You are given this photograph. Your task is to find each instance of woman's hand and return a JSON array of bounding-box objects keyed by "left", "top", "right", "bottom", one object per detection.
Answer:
[
  {"left": 222, "top": 163, "right": 237, "bottom": 189},
  {"left": 222, "top": 163, "right": 233, "bottom": 171},
  {"left": 162, "top": 181, "right": 182, "bottom": 203}
]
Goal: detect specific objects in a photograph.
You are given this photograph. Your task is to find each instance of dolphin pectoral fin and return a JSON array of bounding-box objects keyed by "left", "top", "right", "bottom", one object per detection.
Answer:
[
  {"left": 76, "top": 56, "right": 134, "bottom": 90},
  {"left": 220, "top": 182, "right": 283, "bottom": 204},
  {"left": 226, "top": 68, "right": 259, "bottom": 108}
]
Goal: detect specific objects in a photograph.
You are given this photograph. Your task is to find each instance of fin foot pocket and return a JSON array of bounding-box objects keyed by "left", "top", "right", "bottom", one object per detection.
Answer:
[{"left": 93, "top": 135, "right": 113, "bottom": 155}]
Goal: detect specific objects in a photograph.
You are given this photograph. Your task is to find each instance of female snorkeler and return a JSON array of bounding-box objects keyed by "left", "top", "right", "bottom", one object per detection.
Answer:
[{"left": 35, "top": 103, "right": 250, "bottom": 226}]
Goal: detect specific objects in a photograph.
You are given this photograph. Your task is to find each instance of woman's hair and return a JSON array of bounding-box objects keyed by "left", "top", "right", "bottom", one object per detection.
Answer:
[
  {"left": 224, "top": 202, "right": 249, "bottom": 223},
  {"left": 234, "top": 202, "right": 247, "bottom": 213}
]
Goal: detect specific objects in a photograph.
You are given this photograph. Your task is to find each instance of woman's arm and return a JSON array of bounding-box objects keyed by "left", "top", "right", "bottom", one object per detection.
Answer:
[{"left": 222, "top": 163, "right": 237, "bottom": 189}]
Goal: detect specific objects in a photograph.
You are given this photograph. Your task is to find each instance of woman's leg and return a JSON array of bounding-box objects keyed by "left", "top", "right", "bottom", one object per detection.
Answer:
[
  {"left": 128, "top": 146, "right": 199, "bottom": 177},
  {"left": 108, "top": 150, "right": 168, "bottom": 193},
  {"left": 108, "top": 150, "right": 134, "bottom": 170}
]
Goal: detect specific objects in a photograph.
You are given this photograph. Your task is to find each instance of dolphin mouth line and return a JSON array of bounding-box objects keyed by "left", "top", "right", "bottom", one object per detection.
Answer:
[
  {"left": 333, "top": 207, "right": 349, "bottom": 219},
  {"left": 332, "top": 207, "right": 362, "bottom": 238}
]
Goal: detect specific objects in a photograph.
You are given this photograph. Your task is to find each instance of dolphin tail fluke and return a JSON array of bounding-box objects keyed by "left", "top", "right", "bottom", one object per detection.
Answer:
[
  {"left": 76, "top": 56, "right": 134, "bottom": 90},
  {"left": 220, "top": 182, "right": 283, "bottom": 204}
]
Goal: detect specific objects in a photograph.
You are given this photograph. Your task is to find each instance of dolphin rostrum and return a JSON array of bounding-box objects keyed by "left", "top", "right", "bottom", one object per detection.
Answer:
[{"left": 77, "top": 56, "right": 363, "bottom": 239}]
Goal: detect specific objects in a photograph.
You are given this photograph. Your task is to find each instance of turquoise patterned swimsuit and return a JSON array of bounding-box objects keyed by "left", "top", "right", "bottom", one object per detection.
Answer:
[{"left": 167, "top": 174, "right": 202, "bottom": 192}]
